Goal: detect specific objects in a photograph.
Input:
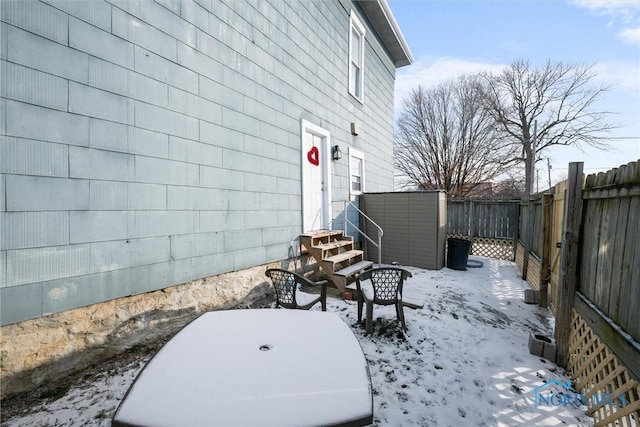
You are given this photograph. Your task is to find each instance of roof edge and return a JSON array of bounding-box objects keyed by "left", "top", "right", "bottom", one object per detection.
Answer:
[{"left": 355, "top": 0, "right": 414, "bottom": 68}]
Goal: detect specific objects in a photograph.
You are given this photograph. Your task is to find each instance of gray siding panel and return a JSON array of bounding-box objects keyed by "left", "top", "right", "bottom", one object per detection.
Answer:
[
  {"left": 112, "top": 7, "right": 178, "bottom": 62},
  {"left": 1, "top": 136, "right": 69, "bottom": 177},
  {"left": 134, "top": 101, "right": 200, "bottom": 140},
  {"left": 127, "top": 211, "right": 169, "bottom": 239},
  {"left": 0, "top": 175, "right": 5, "bottom": 212},
  {"left": 135, "top": 156, "right": 199, "bottom": 186},
  {"left": 69, "top": 16, "right": 134, "bottom": 69},
  {"left": 166, "top": 211, "right": 198, "bottom": 235},
  {"left": 232, "top": 247, "right": 267, "bottom": 271},
  {"left": 6, "top": 25, "right": 88, "bottom": 83},
  {"left": 128, "top": 183, "right": 167, "bottom": 210},
  {"left": 1, "top": 283, "right": 43, "bottom": 325},
  {"left": 70, "top": 211, "right": 129, "bottom": 244},
  {"left": 6, "top": 100, "right": 90, "bottom": 147},
  {"left": 129, "top": 260, "right": 184, "bottom": 295},
  {"left": 6, "top": 237, "right": 170, "bottom": 287},
  {"left": 1, "top": 211, "right": 69, "bottom": 250},
  {"left": 170, "top": 232, "right": 224, "bottom": 260},
  {"left": 0, "top": 250, "right": 6, "bottom": 288},
  {"left": 89, "top": 180, "right": 128, "bottom": 210},
  {"left": 41, "top": 0, "right": 112, "bottom": 32},
  {"left": 1, "top": 61, "right": 69, "bottom": 111},
  {"left": 1, "top": 0, "right": 69, "bottom": 45},
  {"left": 42, "top": 268, "right": 132, "bottom": 315},
  {"left": 69, "top": 82, "right": 134, "bottom": 125},
  {"left": 69, "top": 146, "right": 136, "bottom": 181},
  {"left": 138, "top": 0, "right": 196, "bottom": 48},
  {"left": 199, "top": 210, "right": 245, "bottom": 233},
  {"left": 89, "top": 119, "right": 129, "bottom": 153},
  {"left": 167, "top": 186, "right": 226, "bottom": 210},
  {"left": 128, "top": 126, "right": 169, "bottom": 158},
  {"left": 6, "top": 175, "right": 89, "bottom": 211},
  {"left": 134, "top": 46, "right": 199, "bottom": 94}
]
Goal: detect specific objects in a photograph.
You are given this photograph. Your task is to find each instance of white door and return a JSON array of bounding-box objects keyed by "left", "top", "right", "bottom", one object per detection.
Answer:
[{"left": 301, "top": 121, "right": 331, "bottom": 232}]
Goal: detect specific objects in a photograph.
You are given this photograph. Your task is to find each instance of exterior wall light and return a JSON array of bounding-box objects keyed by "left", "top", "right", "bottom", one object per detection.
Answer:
[{"left": 332, "top": 145, "right": 342, "bottom": 161}]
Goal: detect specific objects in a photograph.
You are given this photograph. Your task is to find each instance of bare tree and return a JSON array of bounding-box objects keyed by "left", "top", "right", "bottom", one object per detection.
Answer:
[
  {"left": 395, "top": 76, "right": 517, "bottom": 197},
  {"left": 493, "top": 168, "right": 527, "bottom": 199},
  {"left": 481, "top": 60, "right": 618, "bottom": 194}
]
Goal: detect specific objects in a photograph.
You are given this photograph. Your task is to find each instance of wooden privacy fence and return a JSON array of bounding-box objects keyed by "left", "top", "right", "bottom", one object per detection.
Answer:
[
  {"left": 516, "top": 186, "right": 564, "bottom": 308},
  {"left": 517, "top": 160, "right": 640, "bottom": 426},
  {"left": 447, "top": 199, "right": 519, "bottom": 260},
  {"left": 579, "top": 168, "right": 640, "bottom": 343}
]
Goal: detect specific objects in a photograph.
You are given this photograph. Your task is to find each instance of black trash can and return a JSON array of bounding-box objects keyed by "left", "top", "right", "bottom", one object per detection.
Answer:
[{"left": 447, "top": 238, "right": 471, "bottom": 271}]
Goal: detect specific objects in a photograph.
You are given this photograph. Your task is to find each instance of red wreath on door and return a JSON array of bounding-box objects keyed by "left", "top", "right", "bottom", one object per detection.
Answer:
[{"left": 307, "top": 146, "right": 320, "bottom": 166}]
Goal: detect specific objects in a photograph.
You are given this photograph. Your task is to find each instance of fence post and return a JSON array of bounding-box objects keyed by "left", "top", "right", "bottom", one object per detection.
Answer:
[
  {"left": 512, "top": 202, "right": 519, "bottom": 262},
  {"left": 555, "top": 162, "right": 584, "bottom": 368},
  {"left": 540, "top": 193, "right": 552, "bottom": 307},
  {"left": 522, "top": 197, "right": 532, "bottom": 280},
  {"left": 465, "top": 200, "right": 472, "bottom": 237}
]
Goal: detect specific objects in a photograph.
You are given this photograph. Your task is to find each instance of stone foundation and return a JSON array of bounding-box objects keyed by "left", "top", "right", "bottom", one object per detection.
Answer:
[{"left": 0, "top": 262, "right": 278, "bottom": 399}]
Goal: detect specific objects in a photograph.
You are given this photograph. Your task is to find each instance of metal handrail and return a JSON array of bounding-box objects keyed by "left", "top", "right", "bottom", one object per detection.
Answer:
[{"left": 341, "top": 200, "right": 383, "bottom": 267}]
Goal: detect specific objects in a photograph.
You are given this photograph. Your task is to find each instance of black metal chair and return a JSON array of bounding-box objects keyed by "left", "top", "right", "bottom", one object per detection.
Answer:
[
  {"left": 355, "top": 267, "right": 413, "bottom": 334},
  {"left": 265, "top": 268, "right": 328, "bottom": 311}
]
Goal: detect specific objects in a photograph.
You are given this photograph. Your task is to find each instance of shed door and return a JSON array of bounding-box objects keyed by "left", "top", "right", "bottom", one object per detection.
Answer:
[{"left": 301, "top": 121, "right": 331, "bottom": 232}]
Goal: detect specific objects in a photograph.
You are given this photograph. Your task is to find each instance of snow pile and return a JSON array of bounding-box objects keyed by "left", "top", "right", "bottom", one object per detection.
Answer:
[{"left": 3, "top": 256, "right": 592, "bottom": 426}]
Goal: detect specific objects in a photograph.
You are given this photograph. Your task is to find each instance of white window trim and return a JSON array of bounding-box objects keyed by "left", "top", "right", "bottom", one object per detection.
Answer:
[
  {"left": 349, "top": 147, "right": 365, "bottom": 197},
  {"left": 349, "top": 10, "right": 365, "bottom": 103}
]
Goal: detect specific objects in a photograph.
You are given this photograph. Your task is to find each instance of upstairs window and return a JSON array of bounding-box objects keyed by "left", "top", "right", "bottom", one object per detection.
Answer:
[{"left": 349, "top": 11, "right": 365, "bottom": 102}]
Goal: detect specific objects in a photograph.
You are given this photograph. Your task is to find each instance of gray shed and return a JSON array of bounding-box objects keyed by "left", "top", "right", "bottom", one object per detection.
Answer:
[{"left": 361, "top": 191, "right": 446, "bottom": 270}]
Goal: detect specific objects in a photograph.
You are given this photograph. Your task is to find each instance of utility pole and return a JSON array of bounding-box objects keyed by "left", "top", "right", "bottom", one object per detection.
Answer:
[
  {"left": 547, "top": 158, "right": 552, "bottom": 189},
  {"left": 523, "top": 120, "right": 537, "bottom": 279},
  {"left": 529, "top": 121, "right": 537, "bottom": 195}
]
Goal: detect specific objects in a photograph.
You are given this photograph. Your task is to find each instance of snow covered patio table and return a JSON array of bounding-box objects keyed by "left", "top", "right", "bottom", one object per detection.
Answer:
[{"left": 112, "top": 309, "right": 373, "bottom": 427}]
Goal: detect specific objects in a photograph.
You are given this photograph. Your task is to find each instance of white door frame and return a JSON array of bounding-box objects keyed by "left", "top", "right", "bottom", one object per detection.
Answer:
[{"left": 301, "top": 120, "right": 332, "bottom": 232}]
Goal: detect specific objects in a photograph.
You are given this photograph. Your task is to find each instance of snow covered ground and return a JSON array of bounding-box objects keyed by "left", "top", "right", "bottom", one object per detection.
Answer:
[{"left": 2, "top": 256, "right": 593, "bottom": 426}]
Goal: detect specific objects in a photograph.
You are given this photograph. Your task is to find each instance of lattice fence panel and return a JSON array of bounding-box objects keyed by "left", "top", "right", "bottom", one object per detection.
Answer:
[
  {"left": 567, "top": 309, "right": 640, "bottom": 426},
  {"left": 447, "top": 234, "right": 515, "bottom": 261}
]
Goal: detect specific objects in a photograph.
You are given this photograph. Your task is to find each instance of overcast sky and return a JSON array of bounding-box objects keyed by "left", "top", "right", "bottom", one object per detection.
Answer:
[{"left": 389, "top": 0, "right": 640, "bottom": 186}]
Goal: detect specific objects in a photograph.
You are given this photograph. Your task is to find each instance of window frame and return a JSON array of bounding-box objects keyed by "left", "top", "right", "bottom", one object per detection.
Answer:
[
  {"left": 348, "top": 11, "right": 365, "bottom": 103},
  {"left": 349, "top": 147, "right": 365, "bottom": 197}
]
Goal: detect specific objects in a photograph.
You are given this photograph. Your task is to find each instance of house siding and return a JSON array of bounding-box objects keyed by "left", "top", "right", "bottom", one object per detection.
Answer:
[{"left": 0, "top": 0, "right": 398, "bottom": 326}]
